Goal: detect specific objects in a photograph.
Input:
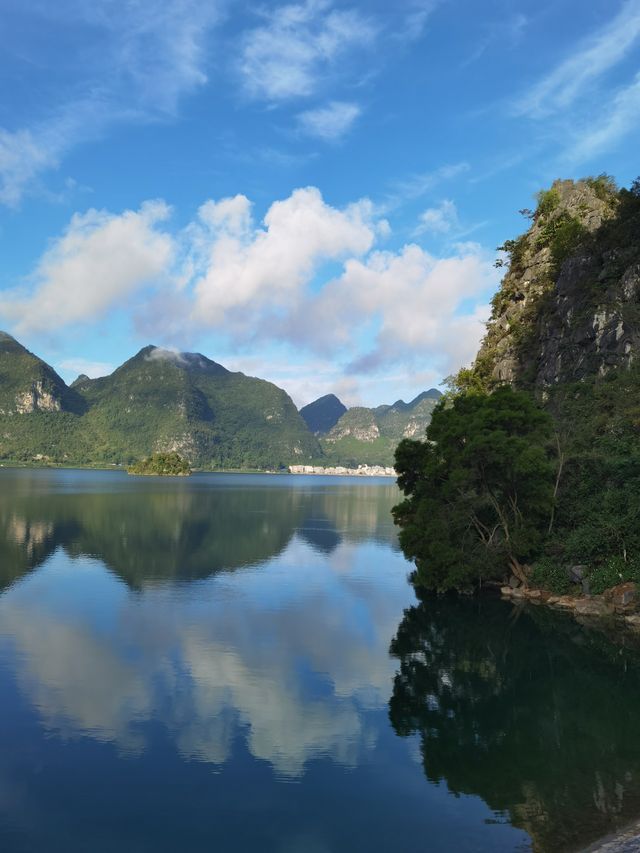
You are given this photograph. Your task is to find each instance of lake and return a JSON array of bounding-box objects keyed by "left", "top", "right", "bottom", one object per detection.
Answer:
[{"left": 0, "top": 469, "right": 639, "bottom": 852}]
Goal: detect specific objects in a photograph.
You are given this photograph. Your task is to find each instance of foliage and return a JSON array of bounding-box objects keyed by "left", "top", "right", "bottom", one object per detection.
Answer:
[
  {"left": 127, "top": 451, "right": 191, "bottom": 476},
  {"left": 397, "top": 177, "right": 640, "bottom": 595},
  {"left": 320, "top": 392, "right": 441, "bottom": 467},
  {"left": 393, "top": 387, "right": 554, "bottom": 590},
  {"left": 584, "top": 173, "right": 618, "bottom": 202},
  {"left": 530, "top": 557, "right": 573, "bottom": 595},
  {"left": 534, "top": 186, "right": 561, "bottom": 219}
]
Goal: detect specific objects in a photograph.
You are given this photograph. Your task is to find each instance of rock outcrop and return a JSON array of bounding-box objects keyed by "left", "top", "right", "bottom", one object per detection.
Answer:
[{"left": 472, "top": 177, "right": 640, "bottom": 394}]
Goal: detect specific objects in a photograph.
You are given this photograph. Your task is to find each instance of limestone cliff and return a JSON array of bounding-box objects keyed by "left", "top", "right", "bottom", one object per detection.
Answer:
[
  {"left": 0, "top": 332, "right": 82, "bottom": 415},
  {"left": 470, "top": 176, "right": 640, "bottom": 394}
]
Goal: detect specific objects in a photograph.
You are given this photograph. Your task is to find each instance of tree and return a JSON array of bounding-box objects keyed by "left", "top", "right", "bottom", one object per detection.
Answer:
[{"left": 393, "top": 387, "right": 554, "bottom": 590}]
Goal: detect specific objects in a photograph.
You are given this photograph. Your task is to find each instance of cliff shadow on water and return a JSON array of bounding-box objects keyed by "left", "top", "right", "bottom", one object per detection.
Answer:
[{"left": 388, "top": 594, "right": 640, "bottom": 852}]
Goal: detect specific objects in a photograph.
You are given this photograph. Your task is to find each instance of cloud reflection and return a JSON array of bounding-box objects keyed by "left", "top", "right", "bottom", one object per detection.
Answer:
[{"left": 0, "top": 533, "right": 411, "bottom": 779}]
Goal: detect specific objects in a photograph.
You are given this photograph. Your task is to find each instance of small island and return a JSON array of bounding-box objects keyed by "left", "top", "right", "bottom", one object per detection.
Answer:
[{"left": 127, "top": 452, "right": 191, "bottom": 477}]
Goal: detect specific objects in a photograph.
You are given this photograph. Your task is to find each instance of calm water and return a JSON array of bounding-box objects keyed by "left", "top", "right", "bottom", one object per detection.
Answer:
[{"left": 0, "top": 470, "right": 639, "bottom": 852}]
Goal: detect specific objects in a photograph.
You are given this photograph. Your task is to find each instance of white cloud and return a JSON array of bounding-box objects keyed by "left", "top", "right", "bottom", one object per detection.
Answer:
[
  {"left": 293, "top": 242, "right": 496, "bottom": 375},
  {"left": 567, "top": 71, "right": 640, "bottom": 162},
  {"left": 0, "top": 201, "right": 175, "bottom": 333},
  {"left": 414, "top": 199, "right": 458, "bottom": 235},
  {"left": 189, "top": 187, "right": 379, "bottom": 333},
  {"left": 238, "top": 0, "right": 377, "bottom": 102},
  {"left": 515, "top": 0, "right": 640, "bottom": 118},
  {"left": 0, "top": 0, "right": 219, "bottom": 205},
  {"left": 298, "top": 101, "right": 361, "bottom": 140},
  {"left": 401, "top": 0, "right": 441, "bottom": 40},
  {"left": 4, "top": 185, "right": 494, "bottom": 390},
  {"left": 384, "top": 162, "right": 470, "bottom": 210}
]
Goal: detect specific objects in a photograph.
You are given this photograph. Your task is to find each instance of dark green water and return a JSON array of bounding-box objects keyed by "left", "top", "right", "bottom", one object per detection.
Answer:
[{"left": 0, "top": 469, "right": 639, "bottom": 852}]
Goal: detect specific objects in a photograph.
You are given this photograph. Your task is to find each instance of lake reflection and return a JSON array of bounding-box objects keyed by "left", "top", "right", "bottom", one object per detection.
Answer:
[
  {"left": 2, "top": 469, "right": 637, "bottom": 852},
  {"left": 0, "top": 469, "right": 528, "bottom": 853}
]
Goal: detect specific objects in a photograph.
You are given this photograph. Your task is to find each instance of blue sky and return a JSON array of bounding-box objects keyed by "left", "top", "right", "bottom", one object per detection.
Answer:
[{"left": 1, "top": 0, "right": 639, "bottom": 406}]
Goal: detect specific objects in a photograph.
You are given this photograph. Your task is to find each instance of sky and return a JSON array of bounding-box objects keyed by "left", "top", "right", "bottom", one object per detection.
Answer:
[{"left": 0, "top": 0, "right": 639, "bottom": 407}]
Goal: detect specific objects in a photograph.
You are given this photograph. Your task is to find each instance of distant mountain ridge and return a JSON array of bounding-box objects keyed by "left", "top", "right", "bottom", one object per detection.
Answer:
[
  {"left": 0, "top": 331, "right": 440, "bottom": 470},
  {"left": 0, "top": 334, "right": 319, "bottom": 469},
  {"left": 299, "top": 394, "right": 347, "bottom": 434},
  {"left": 300, "top": 388, "right": 442, "bottom": 467}
]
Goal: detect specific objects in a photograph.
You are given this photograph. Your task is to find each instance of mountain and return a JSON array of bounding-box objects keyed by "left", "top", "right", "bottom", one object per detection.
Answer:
[
  {"left": 0, "top": 340, "right": 320, "bottom": 469},
  {"left": 0, "top": 332, "right": 83, "bottom": 415},
  {"left": 320, "top": 389, "right": 442, "bottom": 467},
  {"left": 299, "top": 393, "right": 347, "bottom": 434},
  {"left": 468, "top": 176, "right": 638, "bottom": 392},
  {"left": 395, "top": 174, "right": 640, "bottom": 594}
]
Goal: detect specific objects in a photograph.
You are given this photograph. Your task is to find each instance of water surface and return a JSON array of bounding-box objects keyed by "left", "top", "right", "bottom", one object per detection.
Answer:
[{"left": 0, "top": 469, "right": 639, "bottom": 852}]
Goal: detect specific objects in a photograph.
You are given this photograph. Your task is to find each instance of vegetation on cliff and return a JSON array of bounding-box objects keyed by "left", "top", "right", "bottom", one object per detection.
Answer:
[{"left": 394, "top": 176, "right": 640, "bottom": 594}]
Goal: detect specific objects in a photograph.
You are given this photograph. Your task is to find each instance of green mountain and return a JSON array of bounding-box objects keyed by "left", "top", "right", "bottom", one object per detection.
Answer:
[
  {"left": 395, "top": 175, "right": 640, "bottom": 593},
  {"left": 0, "top": 332, "right": 83, "bottom": 415},
  {"left": 319, "top": 390, "right": 442, "bottom": 467},
  {"left": 299, "top": 393, "right": 347, "bottom": 434},
  {"left": 0, "top": 340, "right": 320, "bottom": 469}
]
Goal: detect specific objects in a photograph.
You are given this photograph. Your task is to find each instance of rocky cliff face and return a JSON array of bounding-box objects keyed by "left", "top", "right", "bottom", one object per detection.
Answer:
[
  {"left": 472, "top": 177, "right": 640, "bottom": 394},
  {"left": 15, "top": 380, "right": 63, "bottom": 413},
  {"left": 0, "top": 332, "right": 80, "bottom": 415}
]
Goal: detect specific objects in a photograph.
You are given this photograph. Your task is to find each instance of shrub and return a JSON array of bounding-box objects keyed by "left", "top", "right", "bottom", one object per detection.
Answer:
[{"left": 530, "top": 557, "right": 573, "bottom": 595}]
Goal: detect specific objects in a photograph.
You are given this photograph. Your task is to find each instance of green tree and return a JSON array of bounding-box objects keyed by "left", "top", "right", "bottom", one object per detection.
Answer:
[{"left": 393, "top": 387, "right": 554, "bottom": 590}]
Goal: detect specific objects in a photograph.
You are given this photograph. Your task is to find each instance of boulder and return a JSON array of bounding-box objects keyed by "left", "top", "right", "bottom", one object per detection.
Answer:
[
  {"left": 574, "top": 597, "right": 615, "bottom": 617},
  {"left": 508, "top": 575, "right": 521, "bottom": 589},
  {"left": 603, "top": 581, "right": 637, "bottom": 612}
]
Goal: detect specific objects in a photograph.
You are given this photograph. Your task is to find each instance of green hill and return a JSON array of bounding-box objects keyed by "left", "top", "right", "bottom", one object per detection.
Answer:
[
  {"left": 0, "top": 339, "right": 320, "bottom": 469},
  {"left": 299, "top": 393, "right": 347, "bottom": 434},
  {"left": 319, "top": 390, "right": 442, "bottom": 467}
]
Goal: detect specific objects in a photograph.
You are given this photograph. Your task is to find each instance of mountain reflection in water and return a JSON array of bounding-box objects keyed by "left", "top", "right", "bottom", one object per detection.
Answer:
[
  {"left": 0, "top": 468, "right": 399, "bottom": 589},
  {"left": 2, "top": 468, "right": 637, "bottom": 852},
  {"left": 389, "top": 595, "right": 640, "bottom": 852}
]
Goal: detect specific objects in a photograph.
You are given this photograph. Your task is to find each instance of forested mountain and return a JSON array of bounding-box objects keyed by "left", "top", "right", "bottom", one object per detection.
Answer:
[
  {"left": 0, "top": 338, "right": 320, "bottom": 469},
  {"left": 319, "top": 389, "right": 442, "bottom": 467},
  {"left": 394, "top": 175, "right": 640, "bottom": 594},
  {"left": 299, "top": 394, "right": 347, "bottom": 434}
]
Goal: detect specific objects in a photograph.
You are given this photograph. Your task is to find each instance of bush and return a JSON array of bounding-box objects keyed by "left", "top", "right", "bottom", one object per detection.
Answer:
[
  {"left": 588, "top": 556, "right": 640, "bottom": 595},
  {"left": 530, "top": 557, "right": 573, "bottom": 595}
]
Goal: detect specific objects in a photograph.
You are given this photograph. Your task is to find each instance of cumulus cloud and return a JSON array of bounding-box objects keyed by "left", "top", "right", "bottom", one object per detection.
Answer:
[
  {"left": 188, "top": 187, "right": 379, "bottom": 334},
  {"left": 0, "top": 201, "right": 175, "bottom": 333},
  {"left": 238, "top": 0, "right": 377, "bottom": 102},
  {"left": 3, "top": 184, "right": 495, "bottom": 390},
  {"left": 290, "top": 241, "right": 496, "bottom": 375},
  {"left": 298, "top": 101, "right": 361, "bottom": 140},
  {"left": 414, "top": 199, "right": 458, "bottom": 235}
]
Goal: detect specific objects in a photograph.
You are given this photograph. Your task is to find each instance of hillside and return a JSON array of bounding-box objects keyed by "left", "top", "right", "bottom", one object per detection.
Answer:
[
  {"left": 299, "top": 394, "right": 347, "bottom": 434},
  {"left": 320, "top": 390, "right": 442, "bottom": 467},
  {"left": 0, "top": 340, "right": 320, "bottom": 469},
  {"left": 394, "top": 175, "right": 640, "bottom": 595}
]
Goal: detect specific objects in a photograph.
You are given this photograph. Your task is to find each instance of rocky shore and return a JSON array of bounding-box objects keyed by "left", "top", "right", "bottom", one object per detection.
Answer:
[{"left": 501, "top": 580, "right": 640, "bottom": 629}]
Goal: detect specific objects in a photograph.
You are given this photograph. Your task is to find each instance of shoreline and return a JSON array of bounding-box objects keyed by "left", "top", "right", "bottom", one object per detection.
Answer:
[
  {"left": 582, "top": 817, "right": 640, "bottom": 852},
  {"left": 0, "top": 461, "right": 396, "bottom": 479}
]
